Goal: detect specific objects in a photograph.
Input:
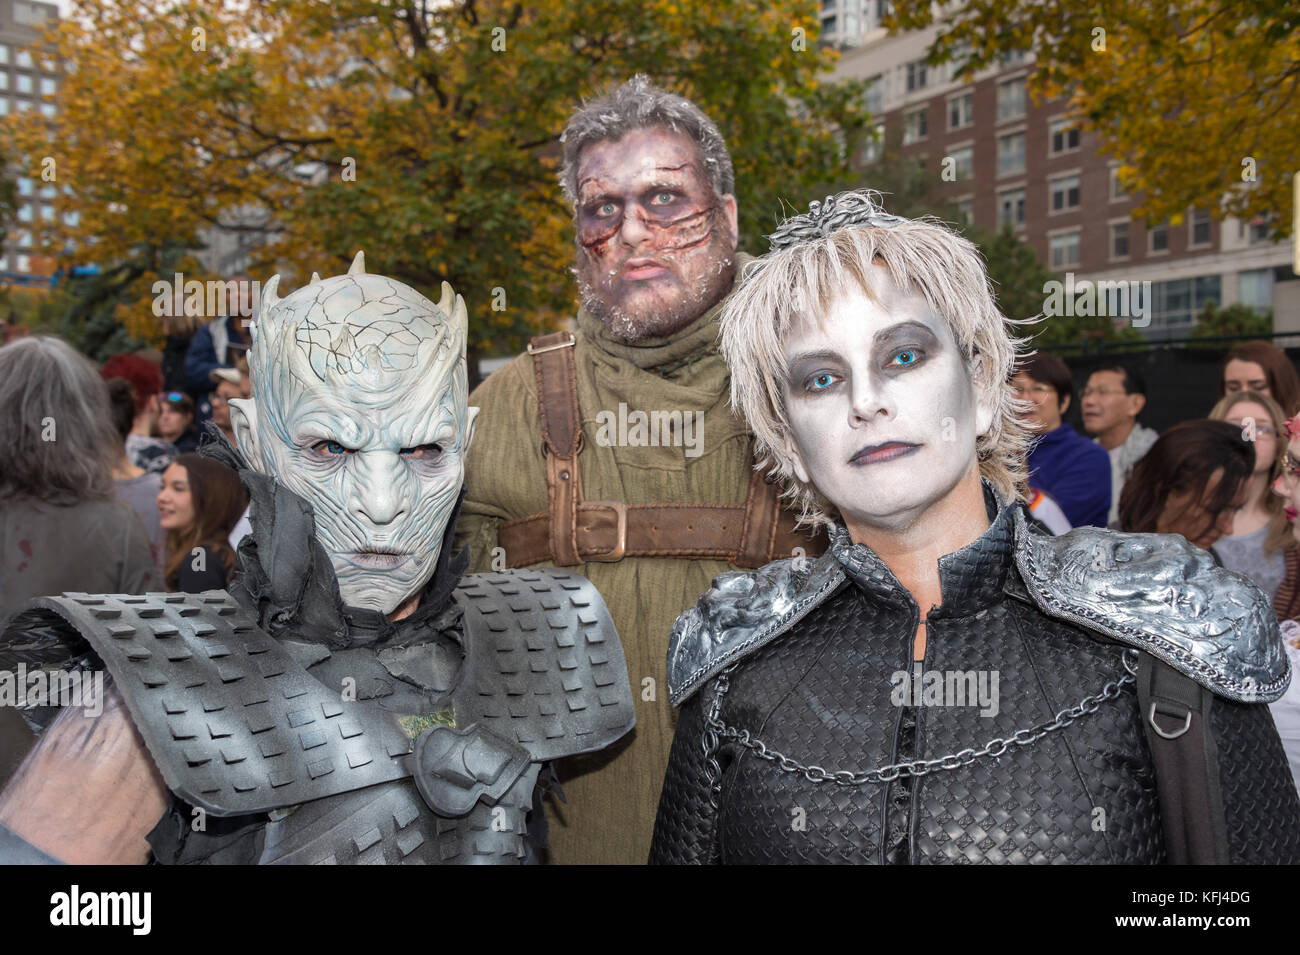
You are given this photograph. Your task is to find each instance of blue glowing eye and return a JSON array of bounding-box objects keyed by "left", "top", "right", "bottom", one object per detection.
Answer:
[
  {"left": 892, "top": 350, "right": 918, "bottom": 367},
  {"left": 808, "top": 373, "right": 838, "bottom": 391}
]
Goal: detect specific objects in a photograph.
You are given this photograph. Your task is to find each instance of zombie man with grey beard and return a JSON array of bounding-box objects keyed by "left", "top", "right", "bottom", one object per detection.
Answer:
[
  {"left": 455, "top": 75, "right": 826, "bottom": 864},
  {"left": 0, "top": 254, "right": 634, "bottom": 864}
]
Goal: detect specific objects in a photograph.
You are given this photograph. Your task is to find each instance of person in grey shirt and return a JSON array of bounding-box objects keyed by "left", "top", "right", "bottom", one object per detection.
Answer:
[{"left": 1080, "top": 364, "right": 1158, "bottom": 528}]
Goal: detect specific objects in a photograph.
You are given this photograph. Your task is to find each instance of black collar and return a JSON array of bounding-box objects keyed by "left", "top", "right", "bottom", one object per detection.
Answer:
[{"left": 829, "top": 478, "right": 1017, "bottom": 617}]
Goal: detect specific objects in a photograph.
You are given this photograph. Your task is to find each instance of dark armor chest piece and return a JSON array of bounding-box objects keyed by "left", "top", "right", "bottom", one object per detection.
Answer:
[{"left": 411, "top": 723, "right": 532, "bottom": 816}]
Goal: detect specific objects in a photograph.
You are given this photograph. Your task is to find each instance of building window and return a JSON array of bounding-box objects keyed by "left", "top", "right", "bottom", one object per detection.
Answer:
[
  {"left": 948, "top": 145, "right": 973, "bottom": 181},
  {"left": 948, "top": 91, "right": 973, "bottom": 130},
  {"left": 65, "top": 209, "right": 80, "bottom": 227},
  {"left": 1153, "top": 276, "right": 1221, "bottom": 328},
  {"left": 0, "top": 74, "right": 7, "bottom": 91},
  {"left": 1049, "top": 119, "right": 1080, "bottom": 155},
  {"left": 1002, "top": 49, "right": 1028, "bottom": 66},
  {"left": 821, "top": 15, "right": 837, "bottom": 33},
  {"left": 16, "top": 255, "right": 31, "bottom": 273},
  {"left": 860, "top": 122, "right": 885, "bottom": 164},
  {"left": 997, "top": 189, "right": 1025, "bottom": 229},
  {"left": 39, "top": 102, "right": 54, "bottom": 116},
  {"left": 0, "top": 100, "right": 10, "bottom": 116},
  {"left": 18, "top": 205, "right": 32, "bottom": 223},
  {"left": 0, "top": 254, "right": 7, "bottom": 271},
  {"left": 1149, "top": 221, "right": 1169, "bottom": 253},
  {"left": 1049, "top": 174, "right": 1080, "bottom": 213},
  {"left": 954, "top": 198, "right": 974, "bottom": 225},
  {"left": 1189, "top": 209, "right": 1212, "bottom": 248},
  {"left": 16, "top": 74, "right": 33, "bottom": 95},
  {"left": 39, "top": 76, "right": 55, "bottom": 96},
  {"left": 1050, "top": 232, "right": 1081, "bottom": 269},
  {"left": 16, "top": 229, "right": 32, "bottom": 248},
  {"left": 997, "top": 131, "right": 1025, "bottom": 177},
  {"left": 997, "top": 78, "right": 1025, "bottom": 122},
  {"left": 40, "top": 204, "right": 53, "bottom": 221},
  {"left": 16, "top": 50, "right": 34, "bottom": 70},
  {"left": 1238, "top": 269, "right": 1274, "bottom": 314},
  {"left": 906, "top": 59, "right": 928, "bottom": 92},
  {"left": 15, "top": 99, "right": 31, "bottom": 112},
  {"left": 1243, "top": 216, "right": 1272, "bottom": 243},
  {"left": 903, "top": 106, "right": 927, "bottom": 145},
  {"left": 877, "top": 0, "right": 892, "bottom": 18},
  {"left": 865, "top": 73, "right": 883, "bottom": 114},
  {"left": 1110, "top": 221, "right": 1130, "bottom": 259},
  {"left": 0, "top": 45, "right": 10, "bottom": 65},
  {"left": 18, "top": 178, "right": 34, "bottom": 197},
  {"left": 1109, "top": 166, "right": 1128, "bottom": 201}
]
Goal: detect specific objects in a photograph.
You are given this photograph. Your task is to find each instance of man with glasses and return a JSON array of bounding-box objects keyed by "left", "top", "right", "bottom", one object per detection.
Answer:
[{"left": 1080, "top": 364, "right": 1159, "bottom": 526}]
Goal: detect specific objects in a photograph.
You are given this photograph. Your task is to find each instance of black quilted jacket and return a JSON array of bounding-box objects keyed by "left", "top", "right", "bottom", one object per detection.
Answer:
[{"left": 650, "top": 493, "right": 1300, "bottom": 865}]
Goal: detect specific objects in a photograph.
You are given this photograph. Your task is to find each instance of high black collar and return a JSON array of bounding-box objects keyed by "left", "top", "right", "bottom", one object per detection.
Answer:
[
  {"left": 200, "top": 425, "right": 468, "bottom": 650},
  {"left": 828, "top": 478, "right": 1017, "bottom": 617}
]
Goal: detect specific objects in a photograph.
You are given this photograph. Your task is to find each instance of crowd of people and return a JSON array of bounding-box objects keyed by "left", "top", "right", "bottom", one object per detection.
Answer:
[{"left": 0, "top": 326, "right": 252, "bottom": 623}]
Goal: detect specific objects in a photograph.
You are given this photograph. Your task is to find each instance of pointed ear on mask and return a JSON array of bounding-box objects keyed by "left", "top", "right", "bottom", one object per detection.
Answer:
[{"left": 229, "top": 398, "right": 260, "bottom": 466}]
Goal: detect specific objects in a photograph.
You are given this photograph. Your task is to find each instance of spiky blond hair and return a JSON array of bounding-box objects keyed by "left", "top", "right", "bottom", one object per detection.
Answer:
[{"left": 720, "top": 191, "right": 1034, "bottom": 527}]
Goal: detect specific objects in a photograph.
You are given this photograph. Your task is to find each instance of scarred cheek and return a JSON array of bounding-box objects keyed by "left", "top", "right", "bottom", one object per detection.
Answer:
[
  {"left": 641, "top": 205, "right": 718, "bottom": 256},
  {"left": 578, "top": 219, "right": 621, "bottom": 258}
]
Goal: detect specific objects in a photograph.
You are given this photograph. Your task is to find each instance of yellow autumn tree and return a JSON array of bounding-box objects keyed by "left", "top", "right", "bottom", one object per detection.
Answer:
[{"left": 4, "top": 0, "right": 867, "bottom": 370}]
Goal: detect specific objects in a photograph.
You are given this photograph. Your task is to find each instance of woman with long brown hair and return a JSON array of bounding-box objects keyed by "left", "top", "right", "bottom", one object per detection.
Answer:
[
  {"left": 1220, "top": 340, "right": 1300, "bottom": 417},
  {"left": 157, "top": 453, "right": 248, "bottom": 592},
  {"left": 1208, "top": 390, "right": 1293, "bottom": 600},
  {"left": 1116, "top": 419, "right": 1254, "bottom": 555}
]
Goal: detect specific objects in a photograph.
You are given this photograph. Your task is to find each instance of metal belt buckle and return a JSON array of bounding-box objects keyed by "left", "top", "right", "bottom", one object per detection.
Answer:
[
  {"left": 526, "top": 332, "right": 576, "bottom": 355},
  {"left": 581, "top": 500, "right": 628, "bottom": 562}
]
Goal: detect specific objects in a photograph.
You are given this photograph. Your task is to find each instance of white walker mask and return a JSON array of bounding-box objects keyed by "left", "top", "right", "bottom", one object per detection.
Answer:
[{"left": 230, "top": 252, "right": 478, "bottom": 616}]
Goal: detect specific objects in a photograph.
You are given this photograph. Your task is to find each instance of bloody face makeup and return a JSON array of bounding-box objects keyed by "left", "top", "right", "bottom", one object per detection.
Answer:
[
  {"left": 780, "top": 270, "right": 994, "bottom": 535},
  {"left": 573, "top": 127, "right": 738, "bottom": 341}
]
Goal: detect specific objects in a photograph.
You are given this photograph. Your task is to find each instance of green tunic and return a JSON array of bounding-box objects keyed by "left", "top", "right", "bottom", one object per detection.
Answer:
[{"left": 454, "top": 264, "right": 767, "bottom": 864}]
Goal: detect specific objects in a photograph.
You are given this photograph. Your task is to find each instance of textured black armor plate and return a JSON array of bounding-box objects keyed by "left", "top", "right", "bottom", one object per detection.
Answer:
[
  {"left": 7, "top": 592, "right": 414, "bottom": 816},
  {"left": 453, "top": 569, "right": 636, "bottom": 759}
]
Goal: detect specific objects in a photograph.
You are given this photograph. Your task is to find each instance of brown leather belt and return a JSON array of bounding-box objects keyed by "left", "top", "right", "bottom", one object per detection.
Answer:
[{"left": 498, "top": 496, "right": 821, "bottom": 569}]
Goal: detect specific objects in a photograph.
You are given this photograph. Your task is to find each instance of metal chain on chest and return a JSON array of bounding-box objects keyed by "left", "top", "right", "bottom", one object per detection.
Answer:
[
  {"left": 703, "top": 649, "right": 1140, "bottom": 789},
  {"left": 702, "top": 667, "right": 734, "bottom": 811}
]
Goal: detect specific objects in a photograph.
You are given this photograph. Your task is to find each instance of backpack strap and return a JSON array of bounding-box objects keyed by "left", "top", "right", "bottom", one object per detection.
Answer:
[
  {"left": 528, "top": 331, "right": 583, "bottom": 566},
  {"left": 1135, "top": 651, "right": 1230, "bottom": 864}
]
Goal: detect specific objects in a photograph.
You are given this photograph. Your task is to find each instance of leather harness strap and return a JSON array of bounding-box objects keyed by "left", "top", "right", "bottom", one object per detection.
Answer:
[
  {"left": 505, "top": 332, "right": 825, "bottom": 570},
  {"left": 529, "top": 331, "right": 583, "bottom": 566}
]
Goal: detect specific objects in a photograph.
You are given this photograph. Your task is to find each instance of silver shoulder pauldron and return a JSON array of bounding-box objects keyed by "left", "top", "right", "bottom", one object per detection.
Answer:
[
  {"left": 1012, "top": 509, "right": 1289, "bottom": 703},
  {"left": 666, "top": 553, "right": 846, "bottom": 705}
]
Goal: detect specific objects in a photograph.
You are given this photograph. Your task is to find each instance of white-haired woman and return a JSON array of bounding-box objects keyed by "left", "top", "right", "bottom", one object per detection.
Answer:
[
  {"left": 649, "top": 192, "right": 1300, "bottom": 865},
  {"left": 0, "top": 336, "right": 157, "bottom": 620}
]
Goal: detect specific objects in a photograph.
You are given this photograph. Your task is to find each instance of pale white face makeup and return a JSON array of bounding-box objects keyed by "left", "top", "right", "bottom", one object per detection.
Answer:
[
  {"left": 232, "top": 271, "right": 475, "bottom": 616},
  {"left": 780, "top": 271, "right": 993, "bottom": 534}
]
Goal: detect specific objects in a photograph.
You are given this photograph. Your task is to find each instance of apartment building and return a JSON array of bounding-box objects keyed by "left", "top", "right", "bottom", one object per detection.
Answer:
[
  {"left": 0, "top": 0, "right": 58, "bottom": 287},
  {"left": 830, "top": 24, "right": 1297, "bottom": 340}
]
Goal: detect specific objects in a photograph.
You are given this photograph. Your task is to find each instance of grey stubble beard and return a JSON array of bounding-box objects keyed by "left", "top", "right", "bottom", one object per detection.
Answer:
[{"left": 576, "top": 245, "right": 737, "bottom": 343}]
